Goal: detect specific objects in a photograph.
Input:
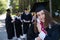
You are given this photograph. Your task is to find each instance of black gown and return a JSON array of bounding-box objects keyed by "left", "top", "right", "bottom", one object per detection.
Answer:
[
  {"left": 27, "top": 23, "right": 39, "bottom": 40},
  {"left": 44, "top": 24, "right": 60, "bottom": 40},
  {"left": 5, "top": 14, "right": 14, "bottom": 39},
  {"left": 27, "top": 23, "right": 60, "bottom": 40},
  {"left": 21, "top": 13, "right": 32, "bottom": 34},
  {"left": 14, "top": 16, "right": 22, "bottom": 38}
]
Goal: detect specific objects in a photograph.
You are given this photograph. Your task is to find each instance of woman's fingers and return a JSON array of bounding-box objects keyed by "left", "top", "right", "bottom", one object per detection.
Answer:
[
  {"left": 36, "top": 37, "right": 42, "bottom": 40},
  {"left": 37, "top": 23, "right": 41, "bottom": 32}
]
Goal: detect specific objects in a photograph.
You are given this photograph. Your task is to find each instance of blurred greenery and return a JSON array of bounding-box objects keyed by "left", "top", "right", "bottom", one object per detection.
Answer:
[
  {"left": 0, "top": 0, "right": 60, "bottom": 13},
  {"left": 0, "top": 0, "right": 60, "bottom": 22},
  {"left": 10, "top": 0, "right": 60, "bottom": 23},
  {"left": 0, "top": 0, "right": 60, "bottom": 15},
  {"left": 0, "top": 0, "right": 8, "bottom": 14}
]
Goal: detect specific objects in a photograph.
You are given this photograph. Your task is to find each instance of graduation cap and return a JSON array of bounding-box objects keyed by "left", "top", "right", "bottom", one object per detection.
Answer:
[{"left": 30, "top": 2, "right": 48, "bottom": 12}]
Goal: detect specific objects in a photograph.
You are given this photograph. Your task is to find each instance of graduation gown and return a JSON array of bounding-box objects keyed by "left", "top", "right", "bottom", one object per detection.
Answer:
[
  {"left": 5, "top": 14, "right": 14, "bottom": 39},
  {"left": 14, "top": 16, "right": 22, "bottom": 38},
  {"left": 27, "top": 23, "right": 39, "bottom": 40},
  {"left": 27, "top": 23, "right": 60, "bottom": 40},
  {"left": 44, "top": 24, "right": 60, "bottom": 40},
  {"left": 21, "top": 13, "right": 32, "bottom": 34}
]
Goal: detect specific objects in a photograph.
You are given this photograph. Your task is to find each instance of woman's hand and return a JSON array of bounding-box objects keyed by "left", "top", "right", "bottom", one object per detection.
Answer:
[
  {"left": 37, "top": 22, "right": 41, "bottom": 32},
  {"left": 35, "top": 37, "right": 42, "bottom": 40},
  {"left": 11, "top": 19, "right": 15, "bottom": 23}
]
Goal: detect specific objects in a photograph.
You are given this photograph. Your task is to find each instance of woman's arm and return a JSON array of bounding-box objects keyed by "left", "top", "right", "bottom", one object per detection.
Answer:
[{"left": 36, "top": 22, "right": 47, "bottom": 40}]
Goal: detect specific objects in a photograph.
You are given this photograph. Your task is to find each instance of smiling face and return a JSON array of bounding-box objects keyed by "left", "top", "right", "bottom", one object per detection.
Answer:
[{"left": 37, "top": 10, "right": 45, "bottom": 23}]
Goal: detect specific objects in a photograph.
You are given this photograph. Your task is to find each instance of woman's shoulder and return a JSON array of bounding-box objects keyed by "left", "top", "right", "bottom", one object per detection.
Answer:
[
  {"left": 52, "top": 23, "right": 60, "bottom": 27},
  {"left": 52, "top": 20, "right": 60, "bottom": 26},
  {"left": 51, "top": 23, "right": 60, "bottom": 31}
]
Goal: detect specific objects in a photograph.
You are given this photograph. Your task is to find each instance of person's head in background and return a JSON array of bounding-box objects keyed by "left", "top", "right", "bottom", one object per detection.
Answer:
[
  {"left": 6, "top": 9, "right": 11, "bottom": 13},
  {"left": 6, "top": 9, "right": 11, "bottom": 16},
  {"left": 24, "top": 8, "right": 29, "bottom": 14},
  {"left": 31, "top": 12, "right": 36, "bottom": 16},
  {"left": 15, "top": 11, "right": 21, "bottom": 16}
]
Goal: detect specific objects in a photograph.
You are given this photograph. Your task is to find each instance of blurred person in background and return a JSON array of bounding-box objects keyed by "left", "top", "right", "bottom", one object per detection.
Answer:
[
  {"left": 14, "top": 11, "right": 22, "bottom": 40},
  {"left": 21, "top": 8, "right": 32, "bottom": 40},
  {"left": 5, "top": 9, "right": 14, "bottom": 40}
]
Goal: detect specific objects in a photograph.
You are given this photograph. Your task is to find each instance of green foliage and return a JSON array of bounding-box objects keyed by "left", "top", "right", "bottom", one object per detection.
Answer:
[
  {"left": 39, "top": 0, "right": 44, "bottom": 2},
  {"left": 10, "top": 0, "right": 60, "bottom": 13},
  {"left": 0, "top": 0, "right": 8, "bottom": 14}
]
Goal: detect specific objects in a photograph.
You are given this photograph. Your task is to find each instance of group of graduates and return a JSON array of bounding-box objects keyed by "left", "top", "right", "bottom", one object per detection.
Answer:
[
  {"left": 5, "top": 2, "right": 60, "bottom": 40},
  {"left": 5, "top": 8, "right": 32, "bottom": 40}
]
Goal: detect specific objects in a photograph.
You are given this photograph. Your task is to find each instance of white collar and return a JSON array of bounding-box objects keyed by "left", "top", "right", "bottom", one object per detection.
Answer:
[{"left": 49, "top": 24, "right": 51, "bottom": 29}]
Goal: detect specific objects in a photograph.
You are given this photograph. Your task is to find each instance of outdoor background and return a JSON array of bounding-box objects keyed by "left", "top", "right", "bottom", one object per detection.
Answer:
[{"left": 0, "top": 0, "right": 60, "bottom": 40}]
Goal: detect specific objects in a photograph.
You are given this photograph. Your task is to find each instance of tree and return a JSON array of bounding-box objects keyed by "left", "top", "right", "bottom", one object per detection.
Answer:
[
  {"left": 10, "top": 0, "right": 37, "bottom": 12},
  {"left": 0, "top": 0, "right": 8, "bottom": 14}
]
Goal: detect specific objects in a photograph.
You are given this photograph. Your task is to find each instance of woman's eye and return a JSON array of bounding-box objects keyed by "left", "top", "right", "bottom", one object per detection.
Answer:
[{"left": 37, "top": 14, "right": 40, "bottom": 16}]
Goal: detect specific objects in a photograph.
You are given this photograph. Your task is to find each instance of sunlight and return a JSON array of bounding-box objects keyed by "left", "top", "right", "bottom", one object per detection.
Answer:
[{"left": 7, "top": 0, "right": 10, "bottom": 8}]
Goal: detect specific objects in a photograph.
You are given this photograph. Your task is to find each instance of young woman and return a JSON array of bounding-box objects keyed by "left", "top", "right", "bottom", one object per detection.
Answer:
[
  {"left": 14, "top": 11, "right": 22, "bottom": 40},
  {"left": 28, "top": 9, "right": 60, "bottom": 40}
]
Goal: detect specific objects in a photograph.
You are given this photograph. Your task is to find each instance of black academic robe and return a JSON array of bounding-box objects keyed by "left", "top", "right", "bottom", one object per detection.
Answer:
[
  {"left": 5, "top": 14, "right": 14, "bottom": 39},
  {"left": 21, "top": 13, "right": 32, "bottom": 23},
  {"left": 44, "top": 24, "right": 60, "bottom": 40},
  {"left": 27, "top": 23, "right": 60, "bottom": 40},
  {"left": 21, "top": 13, "right": 32, "bottom": 34},
  {"left": 14, "top": 16, "right": 22, "bottom": 38},
  {"left": 27, "top": 23, "right": 39, "bottom": 40}
]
